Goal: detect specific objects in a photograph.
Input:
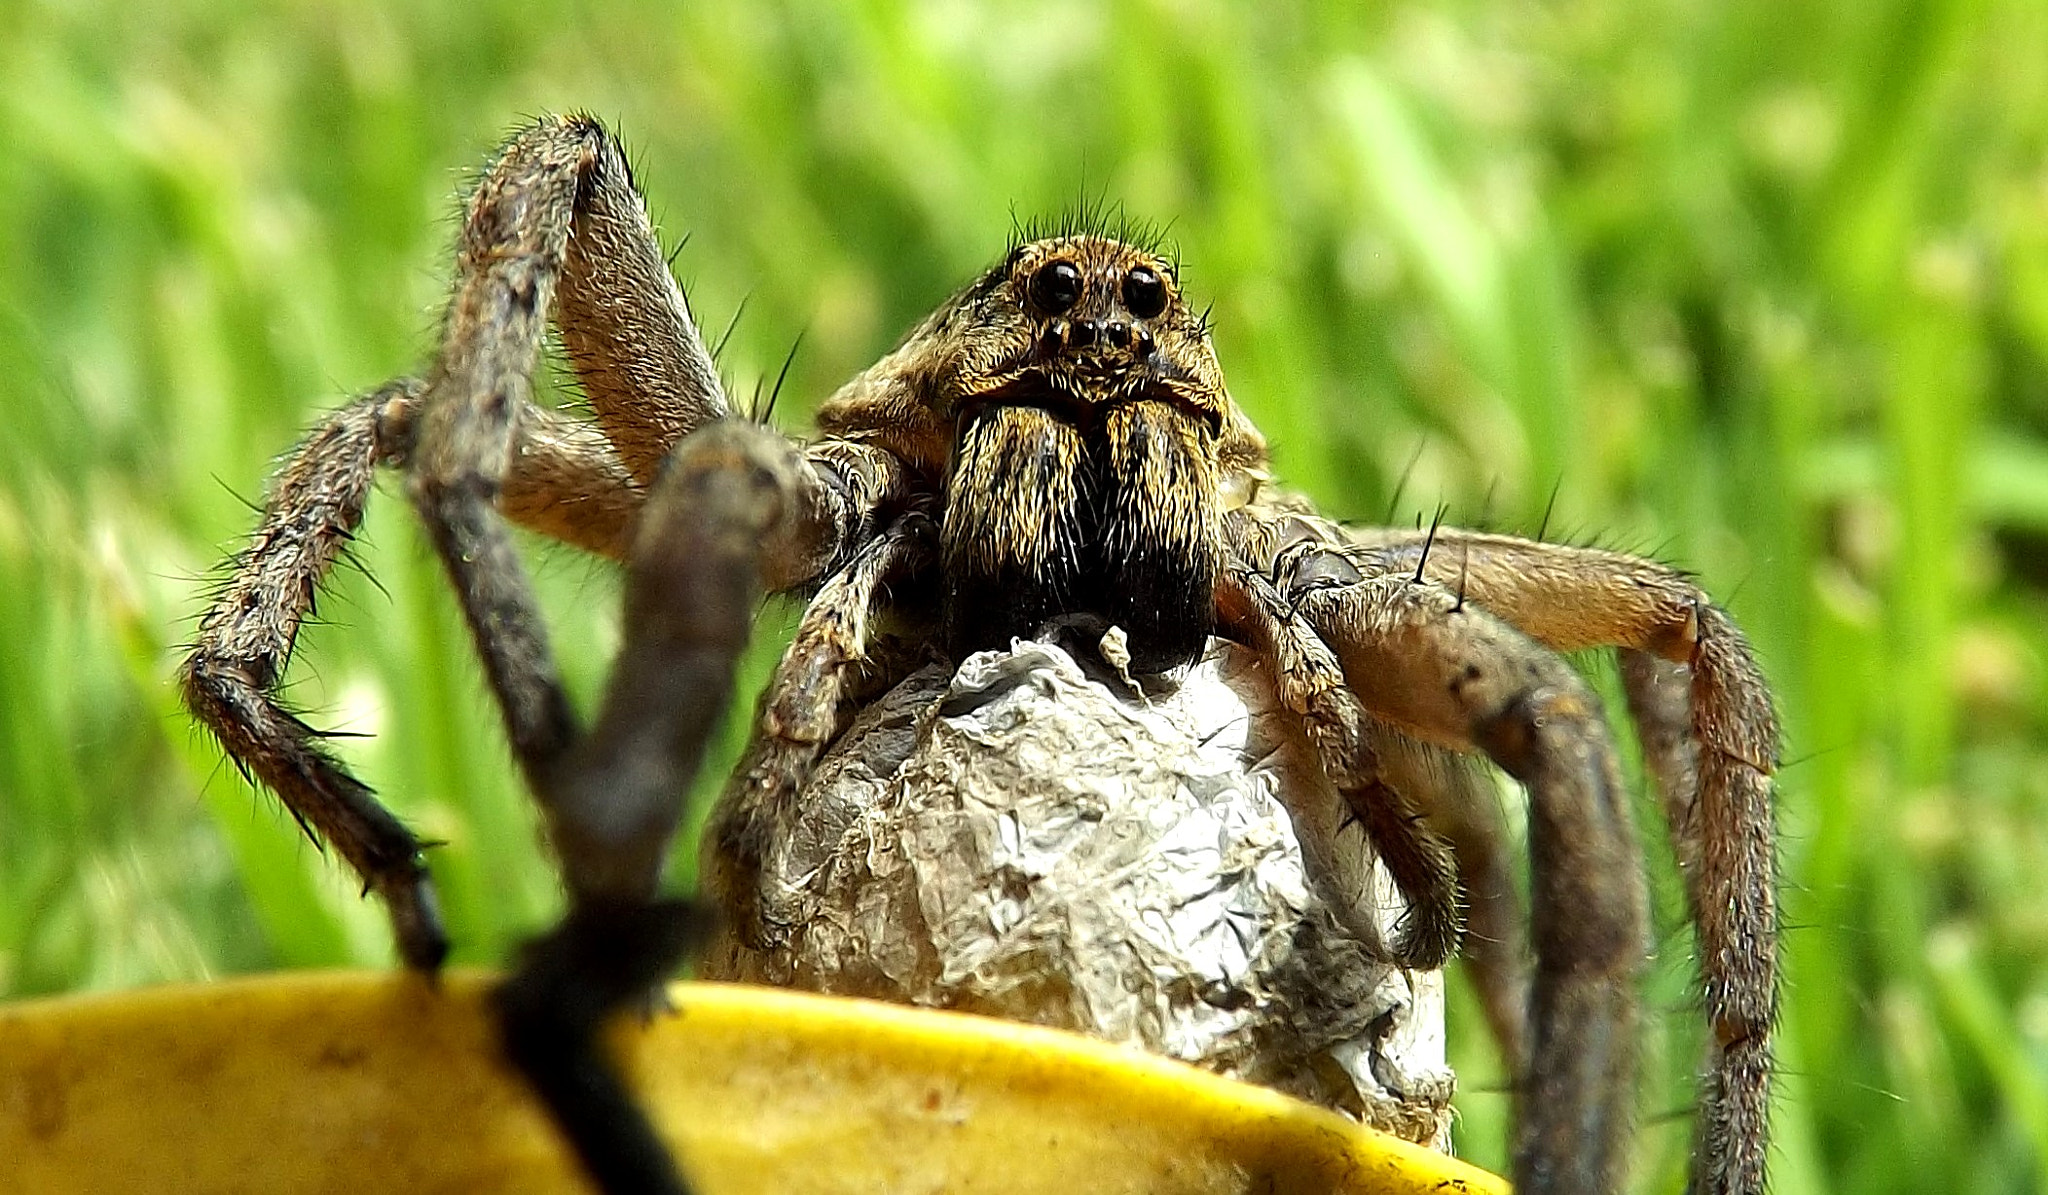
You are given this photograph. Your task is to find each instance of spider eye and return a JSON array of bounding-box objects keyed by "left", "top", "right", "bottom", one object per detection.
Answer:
[
  {"left": 1028, "top": 260, "right": 1083, "bottom": 315},
  {"left": 1122, "top": 265, "right": 1168, "bottom": 320}
]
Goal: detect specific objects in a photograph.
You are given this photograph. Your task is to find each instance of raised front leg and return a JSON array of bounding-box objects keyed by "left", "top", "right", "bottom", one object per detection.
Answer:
[
  {"left": 396, "top": 115, "right": 862, "bottom": 1193},
  {"left": 402, "top": 113, "right": 852, "bottom": 896},
  {"left": 494, "top": 421, "right": 834, "bottom": 1195}
]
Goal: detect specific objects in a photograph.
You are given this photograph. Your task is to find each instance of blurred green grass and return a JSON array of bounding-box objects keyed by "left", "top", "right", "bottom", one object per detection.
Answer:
[{"left": 4, "top": 0, "right": 2048, "bottom": 1189}]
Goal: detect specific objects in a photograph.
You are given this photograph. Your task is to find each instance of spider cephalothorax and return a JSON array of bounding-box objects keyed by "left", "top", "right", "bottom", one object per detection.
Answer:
[{"left": 183, "top": 115, "right": 1779, "bottom": 1195}]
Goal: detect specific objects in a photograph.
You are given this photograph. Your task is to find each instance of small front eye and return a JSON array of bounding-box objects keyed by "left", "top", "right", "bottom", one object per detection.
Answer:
[
  {"left": 1122, "top": 265, "right": 1168, "bottom": 319},
  {"left": 1029, "top": 260, "right": 1083, "bottom": 314}
]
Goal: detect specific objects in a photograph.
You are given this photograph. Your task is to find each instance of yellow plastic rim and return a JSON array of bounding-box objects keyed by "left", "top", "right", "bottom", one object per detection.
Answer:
[{"left": 0, "top": 971, "right": 1508, "bottom": 1193}]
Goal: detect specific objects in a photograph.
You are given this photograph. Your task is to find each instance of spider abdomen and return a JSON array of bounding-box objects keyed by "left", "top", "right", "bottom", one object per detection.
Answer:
[{"left": 940, "top": 400, "right": 1220, "bottom": 674}]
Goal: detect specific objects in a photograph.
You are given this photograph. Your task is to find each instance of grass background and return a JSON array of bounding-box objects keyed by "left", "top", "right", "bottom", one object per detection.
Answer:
[{"left": 4, "top": 0, "right": 2048, "bottom": 1188}]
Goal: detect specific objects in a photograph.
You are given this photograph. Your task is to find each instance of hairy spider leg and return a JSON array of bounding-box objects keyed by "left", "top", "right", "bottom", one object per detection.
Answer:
[
  {"left": 181, "top": 382, "right": 448, "bottom": 968},
  {"left": 708, "top": 510, "right": 937, "bottom": 952},
  {"left": 1364, "top": 727, "right": 1531, "bottom": 1071},
  {"left": 180, "top": 368, "right": 671, "bottom": 970},
  {"left": 1267, "top": 525, "right": 1778, "bottom": 1195},
  {"left": 1348, "top": 528, "right": 1778, "bottom": 1195},
  {"left": 407, "top": 114, "right": 918, "bottom": 1195},
  {"left": 1284, "top": 572, "right": 1647, "bottom": 1195},
  {"left": 1216, "top": 565, "right": 1466, "bottom": 971}
]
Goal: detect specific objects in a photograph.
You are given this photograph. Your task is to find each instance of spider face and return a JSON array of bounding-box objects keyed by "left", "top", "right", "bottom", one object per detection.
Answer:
[
  {"left": 1002, "top": 236, "right": 1185, "bottom": 394},
  {"left": 938, "top": 245, "right": 1220, "bottom": 668},
  {"left": 819, "top": 234, "right": 1266, "bottom": 671},
  {"left": 913, "top": 235, "right": 1221, "bottom": 416}
]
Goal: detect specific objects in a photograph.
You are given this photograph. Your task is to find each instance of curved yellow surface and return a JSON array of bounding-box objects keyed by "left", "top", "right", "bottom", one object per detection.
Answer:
[{"left": 0, "top": 971, "right": 1507, "bottom": 1194}]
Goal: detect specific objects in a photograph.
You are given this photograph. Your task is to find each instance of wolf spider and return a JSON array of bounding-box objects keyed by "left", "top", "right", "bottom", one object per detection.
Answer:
[{"left": 182, "top": 115, "right": 1778, "bottom": 1195}]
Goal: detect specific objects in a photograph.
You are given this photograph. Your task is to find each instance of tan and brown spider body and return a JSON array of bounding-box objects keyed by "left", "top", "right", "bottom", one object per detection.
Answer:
[{"left": 183, "top": 115, "right": 1779, "bottom": 1195}]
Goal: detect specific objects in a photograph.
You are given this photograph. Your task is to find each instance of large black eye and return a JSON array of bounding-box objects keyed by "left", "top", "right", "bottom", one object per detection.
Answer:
[
  {"left": 1028, "top": 260, "right": 1083, "bottom": 314},
  {"left": 1122, "top": 265, "right": 1168, "bottom": 319}
]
